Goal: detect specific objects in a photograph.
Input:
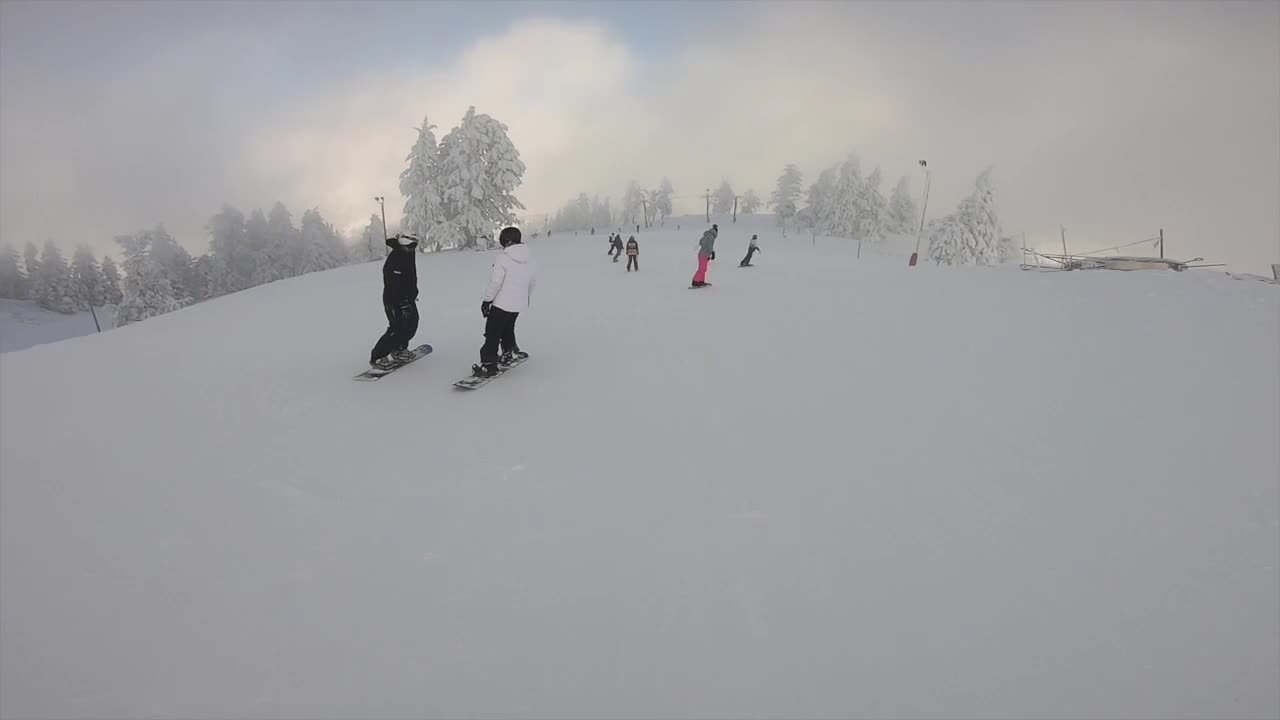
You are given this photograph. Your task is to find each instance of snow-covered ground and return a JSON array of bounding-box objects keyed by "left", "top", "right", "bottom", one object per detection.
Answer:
[
  {"left": 2, "top": 218, "right": 1277, "bottom": 719},
  {"left": 0, "top": 299, "right": 115, "bottom": 353}
]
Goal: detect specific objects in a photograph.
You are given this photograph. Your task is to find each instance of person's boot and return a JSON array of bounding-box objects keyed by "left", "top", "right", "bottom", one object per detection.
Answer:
[
  {"left": 391, "top": 348, "right": 416, "bottom": 363},
  {"left": 472, "top": 362, "right": 499, "bottom": 378},
  {"left": 371, "top": 355, "right": 397, "bottom": 370}
]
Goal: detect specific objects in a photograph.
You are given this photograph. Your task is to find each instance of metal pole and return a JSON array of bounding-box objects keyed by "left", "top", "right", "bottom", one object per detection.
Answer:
[
  {"left": 908, "top": 160, "right": 930, "bottom": 267},
  {"left": 705, "top": 189, "right": 711, "bottom": 223},
  {"left": 1159, "top": 228, "right": 1164, "bottom": 259},
  {"left": 1061, "top": 226, "right": 1068, "bottom": 259},
  {"left": 732, "top": 196, "right": 739, "bottom": 223},
  {"left": 87, "top": 302, "right": 101, "bottom": 333}
]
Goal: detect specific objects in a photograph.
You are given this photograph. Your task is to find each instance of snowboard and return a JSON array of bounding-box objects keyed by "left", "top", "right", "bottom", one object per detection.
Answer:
[
  {"left": 689, "top": 282, "right": 713, "bottom": 289},
  {"left": 452, "top": 355, "right": 528, "bottom": 390},
  {"left": 354, "top": 344, "right": 433, "bottom": 381}
]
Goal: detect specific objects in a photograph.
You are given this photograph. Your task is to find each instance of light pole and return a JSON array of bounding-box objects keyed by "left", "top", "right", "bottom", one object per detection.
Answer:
[
  {"left": 705, "top": 189, "right": 711, "bottom": 223},
  {"left": 908, "top": 160, "right": 930, "bottom": 267},
  {"left": 374, "top": 196, "right": 388, "bottom": 240}
]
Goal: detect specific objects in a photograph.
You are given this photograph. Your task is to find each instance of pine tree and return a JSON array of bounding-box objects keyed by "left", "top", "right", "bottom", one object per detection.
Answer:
[
  {"left": 888, "top": 176, "right": 918, "bottom": 235},
  {"left": 32, "top": 240, "right": 78, "bottom": 313},
  {"left": 769, "top": 164, "right": 804, "bottom": 232},
  {"left": 854, "top": 168, "right": 890, "bottom": 244},
  {"left": 147, "top": 226, "right": 194, "bottom": 304},
  {"left": 807, "top": 166, "right": 837, "bottom": 235},
  {"left": 99, "top": 255, "right": 123, "bottom": 304},
  {"left": 115, "top": 229, "right": 182, "bottom": 325},
  {"left": 22, "top": 242, "right": 40, "bottom": 283},
  {"left": 0, "top": 244, "right": 26, "bottom": 299},
  {"left": 713, "top": 179, "right": 736, "bottom": 215},
  {"left": 352, "top": 213, "right": 387, "bottom": 259},
  {"left": 252, "top": 202, "right": 295, "bottom": 285},
  {"left": 207, "top": 204, "right": 250, "bottom": 296},
  {"left": 825, "top": 156, "right": 863, "bottom": 239},
  {"left": 655, "top": 178, "right": 674, "bottom": 223},
  {"left": 927, "top": 168, "right": 1002, "bottom": 266},
  {"left": 296, "top": 208, "right": 347, "bottom": 273},
  {"left": 399, "top": 115, "right": 445, "bottom": 244},
  {"left": 69, "top": 245, "right": 105, "bottom": 309},
  {"left": 435, "top": 106, "right": 526, "bottom": 250},
  {"left": 740, "top": 189, "right": 762, "bottom": 215},
  {"left": 621, "top": 181, "right": 644, "bottom": 226}
]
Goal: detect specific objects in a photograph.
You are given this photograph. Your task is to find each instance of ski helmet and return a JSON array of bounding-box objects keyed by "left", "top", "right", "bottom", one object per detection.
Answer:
[
  {"left": 498, "top": 226, "right": 522, "bottom": 247},
  {"left": 395, "top": 233, "right": 420, "bottom": 247}
]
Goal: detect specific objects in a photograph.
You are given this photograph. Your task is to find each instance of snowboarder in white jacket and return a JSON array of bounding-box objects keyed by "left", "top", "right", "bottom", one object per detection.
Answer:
[
  {"left": 739, "top": 234, "right": 761, "bottom": 267},
  {"left": 474, "top": 227, "right": 536, "bottom": 377}
]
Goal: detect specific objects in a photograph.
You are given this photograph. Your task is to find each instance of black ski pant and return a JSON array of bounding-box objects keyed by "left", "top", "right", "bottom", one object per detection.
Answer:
[
  {"left": 480, "top": 306, "right": 520, "bottom": 366},
  {"left": 626, "top": 255, "right": 638, "bottom": 271},
  {"left": 740, "top": 247, "right": 757, "bottom": 266},
  {"left": 370, "top": 299, "right": 418, "bottom": 363}
]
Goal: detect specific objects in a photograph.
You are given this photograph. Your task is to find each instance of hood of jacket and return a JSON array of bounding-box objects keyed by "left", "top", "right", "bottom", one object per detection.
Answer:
[{"left": 502, "top": 243, "right": 532, "bottom": 264}]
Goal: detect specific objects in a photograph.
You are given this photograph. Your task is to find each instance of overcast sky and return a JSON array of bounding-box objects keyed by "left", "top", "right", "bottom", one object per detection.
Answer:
[{"left": 2, "top": 0, "right": 1277, "bottom": 271}]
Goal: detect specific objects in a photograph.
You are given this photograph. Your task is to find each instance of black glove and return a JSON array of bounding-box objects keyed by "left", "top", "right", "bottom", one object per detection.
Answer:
[
  {"left": 710, "top": 251, "right": 716, "bottom": 260},
  {"left": 481, "top": 301, "right": 492, "bottom": 318}
]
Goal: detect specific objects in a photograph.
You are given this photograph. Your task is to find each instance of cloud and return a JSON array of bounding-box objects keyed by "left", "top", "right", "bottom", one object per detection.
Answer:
[{"left": 2, "top": 3, "right": 1277, "bottom": 272}]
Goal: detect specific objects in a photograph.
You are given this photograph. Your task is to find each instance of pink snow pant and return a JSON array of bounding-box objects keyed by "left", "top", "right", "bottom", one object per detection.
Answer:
[{"left": 692, "top": 254, "right": 710, "bottom": 284}]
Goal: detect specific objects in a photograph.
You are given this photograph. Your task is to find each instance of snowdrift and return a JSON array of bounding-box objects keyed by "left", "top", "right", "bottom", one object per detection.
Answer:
[{"left": 2, "top": 221, "right": 1277, "bottom": 718}]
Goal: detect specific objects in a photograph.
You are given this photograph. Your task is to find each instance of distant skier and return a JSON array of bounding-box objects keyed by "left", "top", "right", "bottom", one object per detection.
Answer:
[
  {"left": 369, "top": 233, "right": 420, "bottom": 369},
  {"left": 625, "top": 235, "right": 639, "bottom": 271},
  {"left": 636, "top": 224, "right": 640, "bottom": 233},
  {"left": 611, "top": 234, "right": 624, "bottom": 262},
  {"left": 739, "top": 234, "right": 762, "bottom": 267},
  {"left": 691, "top": 224, "right": 717, "bottom": 287},
  {"left": 473, "top": 226, "right": 536, "bottom": 378}
]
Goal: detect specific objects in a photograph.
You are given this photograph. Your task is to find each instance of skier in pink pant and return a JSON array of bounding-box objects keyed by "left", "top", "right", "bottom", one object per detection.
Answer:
[{"left": 691, "top": 224, "right": 717, "bottom": 288}]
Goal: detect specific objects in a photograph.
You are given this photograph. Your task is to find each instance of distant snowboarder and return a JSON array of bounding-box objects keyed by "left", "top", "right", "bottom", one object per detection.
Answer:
[
  {"left": 369, "top": 233, "right": 420, "bottom": 369},
  {"left": 611, "top": 234, "right": 625, "bottom": 262},
  {"left": 740, "top": 234, "right": 762, "bottom": 267},
  {"left": 473, "top": 226, "right": 536, "bottom": 378},
  {"left": 691, "top": 224, "right": 717, "bottom": 288},
  {"left": 625, "top": 235, "right": 639, "bottom": 272}
]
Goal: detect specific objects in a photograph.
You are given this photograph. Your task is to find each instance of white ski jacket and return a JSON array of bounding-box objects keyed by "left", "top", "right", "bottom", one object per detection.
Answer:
[{"left": 482, "top": 242, "right": 536, "bottom": 313}]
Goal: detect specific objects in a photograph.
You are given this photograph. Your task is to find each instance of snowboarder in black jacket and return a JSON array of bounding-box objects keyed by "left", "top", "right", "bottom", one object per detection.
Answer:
[
  {"left": 369, "top": 233, "right": 420, "bottom": 369},
  {"left": 611, "top": 234, "right": 625, "bottom": 262}
]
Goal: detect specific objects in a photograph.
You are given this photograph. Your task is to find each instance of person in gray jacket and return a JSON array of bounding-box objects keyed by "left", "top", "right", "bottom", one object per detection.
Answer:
[
  {"left": 691, "top": 224, "right": 717, "bottom": 287},
  {"left": 740, "top": 234, "right": 762, "bottom": 267}
]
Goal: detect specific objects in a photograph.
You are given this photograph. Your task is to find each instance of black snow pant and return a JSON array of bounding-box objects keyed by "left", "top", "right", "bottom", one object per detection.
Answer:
[
  {"left": 480, "top": 306, "right": 520, "bottom": 366},
  {"left": 740, "top": 247, "right": 757, "bottom": 266},
  {"left": 370, "top": 300, "right": 418, "bottom": 363},
  {"left": 626, "top": 255, "right": 638, "bottom": 271}
]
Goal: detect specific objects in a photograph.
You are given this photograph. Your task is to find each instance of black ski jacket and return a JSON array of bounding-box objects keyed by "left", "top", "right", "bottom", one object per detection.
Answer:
[{"left": 382, "top": 242, "right": 417, "bottom": 304}]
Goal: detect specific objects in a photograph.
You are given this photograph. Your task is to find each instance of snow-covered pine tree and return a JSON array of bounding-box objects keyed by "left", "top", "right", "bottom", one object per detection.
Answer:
[
  {"left": 927, "top": 168, "right": 1002, "bottom": 266},
  {"left": 115, "top": 229, "right": 182, "bottom": 325},
  {"left": 99, "top": 255, "right": 123, "bottom": 304},
  {"left": 825, "top": 156, "right": 863, "bottom": 239},
  {"left": 591, "top": 195, "right": 613, "bottom": 230},
  {"left": 32, "top": 240, "right": 78, "bottom": 313},
  {"left": 147, "top": 226, "right": 194, "bottom": 304},
  {"left": 740, "top": 189, "right": 762, "bottom": 215},
  {"left": 435, "top": 107, "right": 526, "bottom": 250},
  {"left": 655, "top": 178, "right": 674, "bottom": 223},
  {"left": 69, "top": 245, "right": 105, "bottom": 309},
  {"left": 253, "top": 202, "right": 295, "bottom": 285},
  {"left": 854, "top": 168, "right": 890, "bottom": 244},
  {"left": 22, "top": 242, "right": 40, "bottom": 284},
  {"left": 296, "top": 208, "right": 348, "bottom": 273},
  {"left": 207, "top": 204, "right": 248, "bottom": 297},
  {"left": 888, "top": 176, "right": 918, "bottom": 235},
  {"left": 399, "top": 115, "right": 445, "bottom": 244},
  {"left": 621, "top": 181, "right": 644, "bottom": 226},
  {"left": 352, "top": 213, "right": 386, "bottom": 260},
  {"left": 713, "top": 179, "right": 736, "bottom": 216},
  {"left": 807, "top": 166, "right": 837, "bottom": 235},
  {"left": 769, "top": 164, "right": 804, "bottom": 231},
  {"left": 0, "top": 244, "right": 26, "bottom": 299}
]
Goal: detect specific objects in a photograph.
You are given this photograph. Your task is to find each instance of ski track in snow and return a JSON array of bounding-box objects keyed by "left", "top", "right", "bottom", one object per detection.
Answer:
[{"left": 2, "top": 218, "right": 1278, "bottom": 718}]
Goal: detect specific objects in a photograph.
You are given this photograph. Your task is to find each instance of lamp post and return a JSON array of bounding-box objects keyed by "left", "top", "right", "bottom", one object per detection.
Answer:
[{"left": 908, "top": 160, "right": 930, "bottom": 267}]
